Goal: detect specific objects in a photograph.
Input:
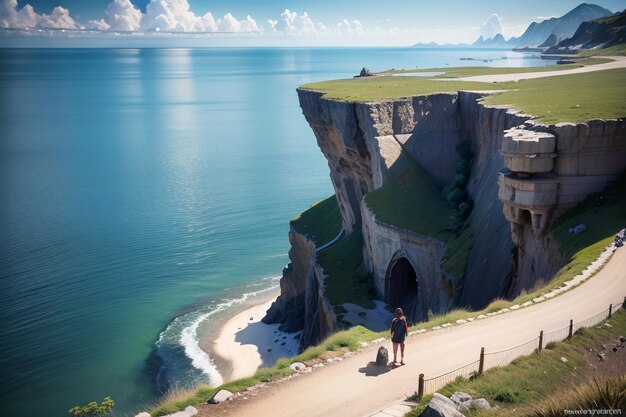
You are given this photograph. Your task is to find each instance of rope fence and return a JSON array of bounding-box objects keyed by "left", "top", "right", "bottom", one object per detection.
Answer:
[
  {"left": 416, "top": 298, "right": 625, "bottom": 399},
  {"left": 483, "top": 336, "right": 540, "bottom": 369},
  {"left": 422, "top": 360, "right": 480, "bottom": 394}
]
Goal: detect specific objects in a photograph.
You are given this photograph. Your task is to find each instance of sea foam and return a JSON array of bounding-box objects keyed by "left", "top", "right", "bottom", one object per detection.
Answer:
[{"left": 156, "top": 278, "right": 280, "bottom": 388}]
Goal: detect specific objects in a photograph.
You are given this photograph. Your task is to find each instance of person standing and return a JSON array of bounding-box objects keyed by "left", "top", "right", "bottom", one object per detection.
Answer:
[{"left": 390, "top": 307, "right": 408, "bottom": 365}]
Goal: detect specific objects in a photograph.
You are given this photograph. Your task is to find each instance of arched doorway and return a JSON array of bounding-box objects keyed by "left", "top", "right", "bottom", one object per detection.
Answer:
[{"left": 386, "top": 257, "right": 418, "bottom": 316}]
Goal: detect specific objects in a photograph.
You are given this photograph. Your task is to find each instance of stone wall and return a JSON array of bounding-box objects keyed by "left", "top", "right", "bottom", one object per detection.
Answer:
[
  {"left": 499, "top": 118, "right": 626, "bottom": 294},
  {"left": 361, "top": 200, "right": 451, "bottom": 321}
]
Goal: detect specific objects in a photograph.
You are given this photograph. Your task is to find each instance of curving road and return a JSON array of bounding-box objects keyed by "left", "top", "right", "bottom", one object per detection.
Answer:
[
  {"left": 455, "top": 56, "right": 626, "bottom": 83},
  {"left": 199, "top": 246, "right": 626, "bottom": 417}
]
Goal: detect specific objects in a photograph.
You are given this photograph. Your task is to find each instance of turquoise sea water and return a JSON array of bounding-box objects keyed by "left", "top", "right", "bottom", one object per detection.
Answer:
[{"left": 0, "top": 47, "right": 554, "bottom": 417}]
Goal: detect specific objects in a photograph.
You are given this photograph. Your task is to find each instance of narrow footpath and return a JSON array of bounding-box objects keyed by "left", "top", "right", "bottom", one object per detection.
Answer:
[
  {"left": 198, "top": 247, "right": 626, "bottom": 417},
  {"left": 455, "top": 56, "right": 626, "bottom": 82}
]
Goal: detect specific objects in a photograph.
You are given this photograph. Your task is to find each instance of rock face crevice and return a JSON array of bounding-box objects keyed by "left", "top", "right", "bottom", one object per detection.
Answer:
[
  {"left": 263, "top": 226, "right": 315, "bottom": 332},
  {"left": 267, "top": 88, "right": 626, "bottom": 347},
  {"left": 458, "top": 93, "right": 530, "bottom": 308}
]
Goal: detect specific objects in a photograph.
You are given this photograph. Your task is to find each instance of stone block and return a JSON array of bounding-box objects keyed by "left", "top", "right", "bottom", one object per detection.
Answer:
[
  {"left": 503, "top": 153, "right": 554, "bottom": 173},
  {"left": 502, "top": 129, "right": 556, "bottom": 154}
]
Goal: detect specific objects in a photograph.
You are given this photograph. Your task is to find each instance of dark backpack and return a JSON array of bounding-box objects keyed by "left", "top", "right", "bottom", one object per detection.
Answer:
[
  {"left": 376, "top": 346, "right": 388, "bottom": 366},
  {"left": 393, "top": 318, "right": 407, "bottom": 339}
]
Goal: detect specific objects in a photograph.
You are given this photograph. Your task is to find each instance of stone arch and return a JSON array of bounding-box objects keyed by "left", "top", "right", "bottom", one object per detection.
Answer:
[{"left": 385, "top": 254, "right": 419, "bottom": 318}]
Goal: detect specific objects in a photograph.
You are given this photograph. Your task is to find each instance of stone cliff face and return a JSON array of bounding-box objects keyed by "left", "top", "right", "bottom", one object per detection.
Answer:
[
  {"left": 263, "top": 224, "right": 338, "bottom": 350},
  {"left": 500, "top": 119, "right": 626, "bottom": 293},
  {"left": 297, "top": 90, "right": 372, "bottom": 233},
  {"left": 458, "top": 93, "right": 530, "bottom": 307},
  {"left": 263, "top": 226, "right": 315, "bottom": 332},
  {"left": 268, "top": 87, "right": 626, "bottom": 348}
]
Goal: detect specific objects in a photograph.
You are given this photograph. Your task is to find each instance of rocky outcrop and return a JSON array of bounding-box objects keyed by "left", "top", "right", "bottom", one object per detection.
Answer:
[
  {"left": 263, "top": 223, "right": 338, "bottom": 349},
  {"left": 300, "top": 261, "right": 337, "bottom": 348},
  {"left": 297, "top": 90, "right": 372, "bottom": 233},
  {"left": 263, "top": 226, "right": 315, "bottom": 332},
  {"left": 278, "top": 86, "right": 626, "bottom": 345}
]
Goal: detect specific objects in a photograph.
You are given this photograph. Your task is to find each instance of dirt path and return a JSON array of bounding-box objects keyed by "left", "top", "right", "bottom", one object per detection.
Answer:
[
  {"left": 455, "top": 56, "right": 626, "bottom": 82},
  {"left": 198, "top": 247, "right": 626, "bottom": 417}
]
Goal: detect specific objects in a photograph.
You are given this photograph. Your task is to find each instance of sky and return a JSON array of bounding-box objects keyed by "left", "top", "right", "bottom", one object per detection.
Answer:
[{"left": 1, "top": 0, "right": 625, "bottom": 46}]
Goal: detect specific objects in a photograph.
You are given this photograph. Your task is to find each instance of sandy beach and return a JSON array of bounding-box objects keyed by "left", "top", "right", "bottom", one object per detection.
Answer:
[
  {"left": 209, "top": 295, "right": 301, "bottom": 382},
  {"left": 203, "top": 290, "right": 393, "bottom": 383}
]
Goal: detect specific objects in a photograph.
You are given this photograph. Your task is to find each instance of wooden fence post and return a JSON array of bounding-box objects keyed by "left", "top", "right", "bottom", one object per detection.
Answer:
[
  {"left": 609, "top": 303, "right": 613, "bottom": 318},
  {"left": 538, "top": 330, "right": 544, "bottom": 352},
  {"left": 568, "top": 319, "right": 574, "bottom": 338},
  {"left": 478, "top": 347, "right": 485, "bottom": 375},
  {"left": 418, "top": 373, "right": 424, "bottom": 399}
]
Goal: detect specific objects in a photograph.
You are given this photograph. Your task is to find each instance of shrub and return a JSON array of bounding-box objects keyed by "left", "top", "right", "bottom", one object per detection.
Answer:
[
  {"left": 530, "top": 376, "right": 626, "bottom": 416},
  {"left": 69, "top": 397, "right": 114, "bottom": 417},
  {"left": 443, "top": 141, "right": 474, "bottom": 231},
  {"left": 494, "top": 390, "right": 520, "bottom": 404}
]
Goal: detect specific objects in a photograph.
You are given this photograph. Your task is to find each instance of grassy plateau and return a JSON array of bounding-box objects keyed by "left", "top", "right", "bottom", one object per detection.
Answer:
[{"left": 303, "top": 62, "right": 626, "bottom": 124}]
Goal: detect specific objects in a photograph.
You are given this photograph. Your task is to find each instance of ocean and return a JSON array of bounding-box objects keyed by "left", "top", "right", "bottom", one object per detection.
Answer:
[{"left": 0, "top": 47, "right": 554, "bottom": 417}]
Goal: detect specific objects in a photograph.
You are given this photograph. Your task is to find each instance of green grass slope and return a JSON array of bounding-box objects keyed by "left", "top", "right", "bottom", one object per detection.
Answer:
[
  {"left": 407, "top": 309, "right": 626, "bottom": 416},
  {"left": 291, "top": 195, "right": 342, "bottom": 246},
  {"left": 303, "top": 67, "right": 626, "bottom": 124},
  {"left": 364, "top": 151, "right": 455, "bottom": 241}
]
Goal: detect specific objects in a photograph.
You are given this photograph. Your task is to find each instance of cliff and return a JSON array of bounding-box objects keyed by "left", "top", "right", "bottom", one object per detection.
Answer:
[
  {"left": 546, "top": 9, "right": 626, "bottom": 54},
  {"left": 265, "top": 86, "right": 626, "bottom": 349}
]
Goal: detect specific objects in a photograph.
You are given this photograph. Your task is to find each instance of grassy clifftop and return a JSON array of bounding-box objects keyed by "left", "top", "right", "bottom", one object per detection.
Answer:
[{"left": 302, "top": 65, "right": 626, "bottom": 124}]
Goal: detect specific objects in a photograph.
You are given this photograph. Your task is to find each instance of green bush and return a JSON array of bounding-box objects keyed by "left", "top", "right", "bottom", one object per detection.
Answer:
[
  {"left": 494, "top": 390, "right": 520, "bottom": 404},
  {"left": 443, "top": 141, "right": 474, "bottom": 231},
  {"left": 69, "top": 397, "right": 114, "bottom": 417}
]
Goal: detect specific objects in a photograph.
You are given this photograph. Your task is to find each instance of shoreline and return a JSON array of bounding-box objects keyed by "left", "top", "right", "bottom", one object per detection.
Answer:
[{"left": 201, "top": 291, "right": 300, "bottom": 383}]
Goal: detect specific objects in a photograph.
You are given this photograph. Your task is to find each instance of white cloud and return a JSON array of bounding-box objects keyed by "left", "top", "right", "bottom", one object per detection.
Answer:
[
  {"left": 0, "top": 0, "right": 488, "bottom": 46},
  {"left": 0, "top": 0, "right": 77, "bottom": 29},
  {"left": 142, "top": 0, "right": 202, "bottom": 32},
  {"left": 270, "top": 9, "right": 318, "bottom": 34},
  {"left": 39, "top": 6, "right": 77, "bottom": 29},
  {"left": 105, "top": 0, "right": 141, "bottom": 31},
  {"left": 86, "top": 18, "right": 110, "bottom": 31},
  {"left": 217, "top": 12, "right": 240, "bottom": 32},
  {"left": 239, "top": 15, "right": 259, "bottom": 32},
  {"left": 479, "top": 13, "right": 503, "bottom": 39}
]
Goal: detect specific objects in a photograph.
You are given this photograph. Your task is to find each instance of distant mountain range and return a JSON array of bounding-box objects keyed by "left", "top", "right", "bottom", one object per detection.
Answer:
[
  {"left": 545, "top": 9, "right": 626, "bottom": 53},
  {"left": 514, "top": 3, "right": 612, "bottom": 47},
  {"left": 413, "top": 3, "right": 614, "bottom": 50}
]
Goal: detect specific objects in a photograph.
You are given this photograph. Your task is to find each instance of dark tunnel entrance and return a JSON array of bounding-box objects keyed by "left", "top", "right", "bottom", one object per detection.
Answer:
[{"left": 386, "top": 257, "right": 418, "bottom": 317}]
